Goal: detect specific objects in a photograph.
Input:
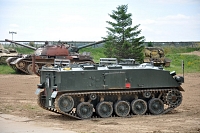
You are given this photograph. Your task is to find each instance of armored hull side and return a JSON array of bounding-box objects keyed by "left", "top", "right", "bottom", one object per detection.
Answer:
[{"left": 50, "top": 69, "right": 181, "bottom": 91}]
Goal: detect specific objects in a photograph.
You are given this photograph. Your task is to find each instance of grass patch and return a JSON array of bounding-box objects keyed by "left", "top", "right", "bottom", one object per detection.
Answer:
[
  {"left": 14, "top": 47, "right": 34, "bottom": 54},
  {"left": 0, "top": 64, "right": 16, "bottom": 74},
  {"left": 163, "top": 46, "right": 200, "bottom": 73},
  {"left": 163, "top": 46, "right": 200, "bottom": 54},
  {"left": 165, "top": 54, "right": 200, "bottom": 73},
  {"left": 4, "top": 46, "right": 34, "bottom": 54},
  {"left": 80, "top": 47, "right": 106, "bottom": 62}
]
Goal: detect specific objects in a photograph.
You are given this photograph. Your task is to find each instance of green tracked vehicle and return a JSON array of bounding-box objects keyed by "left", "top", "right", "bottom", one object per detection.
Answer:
[{"left": 35, "top": 58, "right": 184, "bottom": 119}]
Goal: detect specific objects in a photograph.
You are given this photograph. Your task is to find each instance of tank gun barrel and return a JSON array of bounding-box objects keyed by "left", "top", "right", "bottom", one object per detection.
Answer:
[
  {"left": 5, "top": 39, "right": 37, "bottom": 50},
  {"left": 77, "top": 40, "right": 106, "bottom": 50}
]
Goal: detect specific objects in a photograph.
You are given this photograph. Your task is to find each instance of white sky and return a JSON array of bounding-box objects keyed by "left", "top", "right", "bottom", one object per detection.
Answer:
[{"left": 0, "top": 0, "right": 200, "bottom": 42}]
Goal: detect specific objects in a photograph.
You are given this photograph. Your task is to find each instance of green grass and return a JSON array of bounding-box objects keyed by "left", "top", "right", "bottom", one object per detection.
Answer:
[
  {"left": 163, "top": 46, "right": 200, "bottom": 73},
  {"left": 14, "top": 47, "right": 34, "bottom": 54},
  {"left": 165, "top": 54, "right": 200, "bottom": 73},
  {"left": 80, "top": 47, "right": 106, "bottom": 62},
  {"left": 0, "top": 64, "right": 16, "bottom": 74},
  {"left": 163, "top": 46, "right": 199, "bottom": 54},
  {"left": 4, "top": 46, "right": 34, "bottom": 54}
]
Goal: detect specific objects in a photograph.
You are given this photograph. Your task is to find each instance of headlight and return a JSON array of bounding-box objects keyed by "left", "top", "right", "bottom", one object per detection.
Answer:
[
  {"left": 170, "top": 71, "right": 176, "bottom": 76},
  {"left": 175, "top": 76, "right": 184, "bottom": 84}
]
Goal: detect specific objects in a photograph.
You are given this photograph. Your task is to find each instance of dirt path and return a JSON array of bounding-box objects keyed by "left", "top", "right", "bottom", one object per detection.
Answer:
[{"left": 0, "top": 73, "right": 200, "bottom": 133}]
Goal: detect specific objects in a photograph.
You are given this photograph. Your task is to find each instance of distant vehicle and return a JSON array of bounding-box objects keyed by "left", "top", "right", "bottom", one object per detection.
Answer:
[
  {"left": 35, "top": 58, "right": 184, "bottom": 119},
  {"left": 5, "top": 39, "right": 105, "bottom": 75},
  {"left": 144, "top": 47, "right": 171, "bottom": 67},
  {"left": 0, "top": 43, "right": 18, "bottom": 65}
]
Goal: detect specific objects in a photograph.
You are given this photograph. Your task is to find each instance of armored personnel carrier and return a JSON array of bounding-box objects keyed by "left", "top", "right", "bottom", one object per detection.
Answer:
[
  {"left": 0, "top": 43, "right": 18, "bottom": 64},
  {"left": 35, "top": 58, "right": 184, "bottom": 119},
  {"left": 5, "top": 39, "right": 104, "bottom": 75},
  {"left": 144, "top": 47, "right": 171, "bottom": 67}
]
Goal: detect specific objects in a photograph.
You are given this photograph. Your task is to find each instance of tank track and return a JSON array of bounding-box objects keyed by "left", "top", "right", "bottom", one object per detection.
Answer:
[
  {"left": 37, "top": 88, "right": 182, "bottom": 120},
  {"left": 10, "top": 58, "right": 45, "bottom": 75},
  {"left": 37, "top": 91, "right": 63, "bottom": 115},
  {"left": 15, "top": 59, "right": 42, "bottom": 75},
  {"left": 37, "top": 91, "right": 81, "bottom": 119}
]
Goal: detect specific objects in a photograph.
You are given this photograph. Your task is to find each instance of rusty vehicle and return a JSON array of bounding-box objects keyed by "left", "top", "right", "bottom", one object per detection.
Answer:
[
  {"left": 5, "top": 39, "right": 105, "bottom": 75},
  {"left": 144, "top": 47, "right": 171, "bottom": 67},
  {"left": 0, "top": 43, "right": 18, "bottom": 65},
  {"left": 35, "top": 58, "right": 184, "bottom": 119}
]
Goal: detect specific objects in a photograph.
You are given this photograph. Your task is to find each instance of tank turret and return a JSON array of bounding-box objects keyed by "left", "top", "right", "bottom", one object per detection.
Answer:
[{"left": 5, "top": 39, "right": 106, "bottom": 75}]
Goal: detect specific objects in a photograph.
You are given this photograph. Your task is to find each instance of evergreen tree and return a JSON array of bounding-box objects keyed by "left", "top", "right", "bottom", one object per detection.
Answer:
[
  {"left": 103, "top": 5, "right": 145, "bottom": 62},
  {"left": 147, "top": 41, "right": 153, "bottom": 47}
]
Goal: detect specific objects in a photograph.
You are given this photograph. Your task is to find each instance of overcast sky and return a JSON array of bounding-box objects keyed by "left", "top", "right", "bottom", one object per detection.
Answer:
[{"left": 0, "top": 0, "right": 200, "bottom": 42}]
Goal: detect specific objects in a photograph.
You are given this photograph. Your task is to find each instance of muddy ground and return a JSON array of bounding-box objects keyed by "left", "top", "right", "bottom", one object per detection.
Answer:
[{"left": 0, "top": 72, "right": 200, "bottom": 133}]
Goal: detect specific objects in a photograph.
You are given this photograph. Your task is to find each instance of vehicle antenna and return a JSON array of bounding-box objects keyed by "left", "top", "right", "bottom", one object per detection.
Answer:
[{"left": 182, "top": 60, "right": 184, "bottom": 78}]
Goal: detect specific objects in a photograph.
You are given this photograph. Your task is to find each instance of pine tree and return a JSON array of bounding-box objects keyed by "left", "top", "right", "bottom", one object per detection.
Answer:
[{"left": 103, "top": 5, "right": 145, "bottom": 63}]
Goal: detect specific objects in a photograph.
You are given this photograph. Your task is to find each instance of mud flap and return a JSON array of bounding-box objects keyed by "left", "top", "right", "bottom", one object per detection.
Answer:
[
  {"left": 51, "top": 91, "right": 58, "bottom": 98},
  {"left": 178, "top": 86, "right": 184, "bottom": 91}
]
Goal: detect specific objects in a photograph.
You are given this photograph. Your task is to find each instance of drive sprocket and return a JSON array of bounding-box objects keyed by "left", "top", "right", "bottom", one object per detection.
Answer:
[{"left": 166, "top": 90, "right": 182, "bottom": 108}]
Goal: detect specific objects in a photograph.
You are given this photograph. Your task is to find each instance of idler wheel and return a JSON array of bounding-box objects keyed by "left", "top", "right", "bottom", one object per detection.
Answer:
[
  {"left": 6, "top": 57, "right": 15, "bottom": 66},
  {"left": 56, "top": 94, "right": 74, "bottom": 113},
  {"left": 166, "top": 90, "right": 182, "bottom": 107},
  {"left": 27, "top": 64, "right": 39, "bottom": 75},
  {"left": 131, "top": 99, "right": 147, "bottom": 115},
  {"left": 148, "top": 98, "right": 164, "bottom": 115},
  {"left": 77, "top": 102, "right": 93, "bottom": 119},
  {"left": 96, "top": 101, "right": 113, "bottom": 118},
  {"left": 114, "top": 101, "right": 130, "bottom": 117}
]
